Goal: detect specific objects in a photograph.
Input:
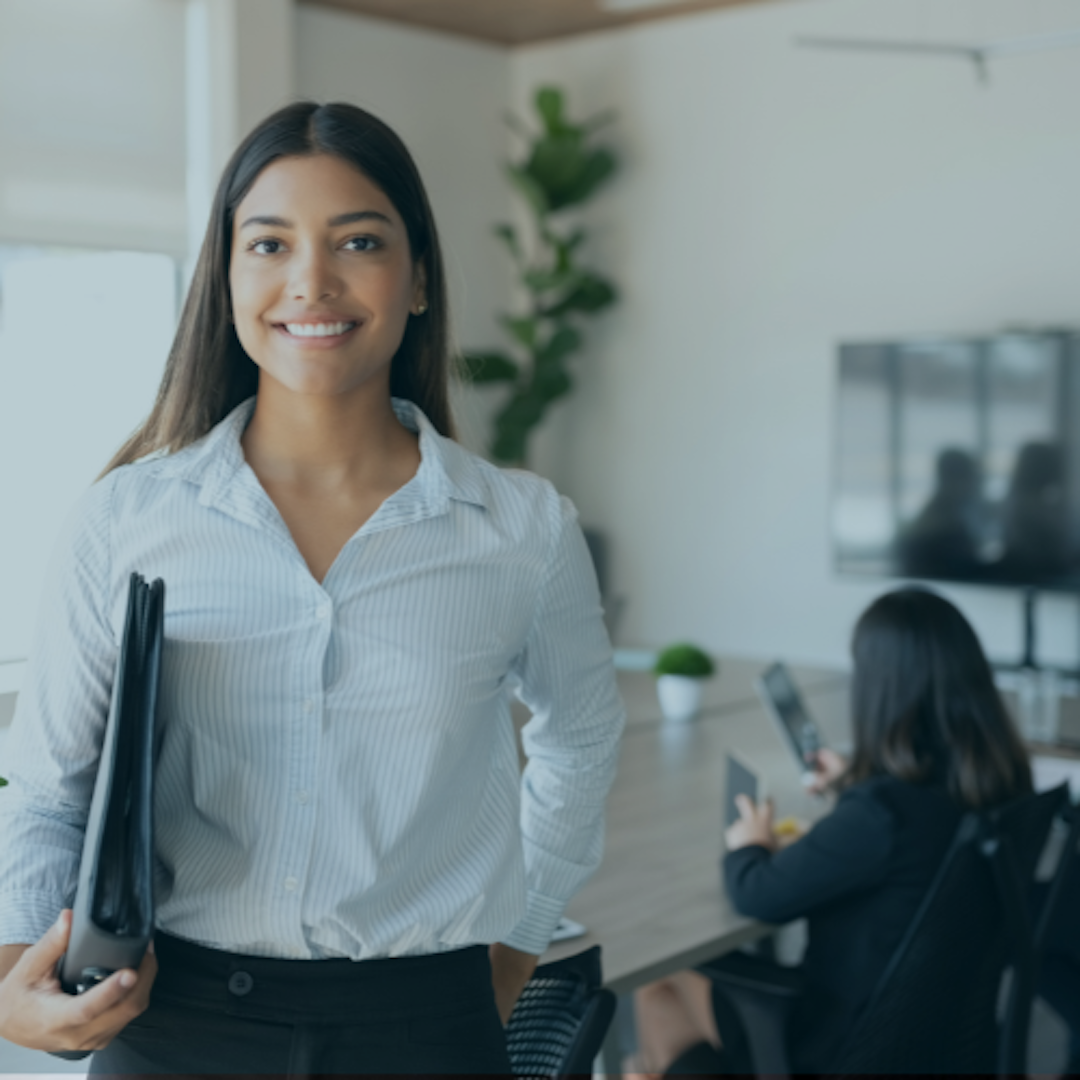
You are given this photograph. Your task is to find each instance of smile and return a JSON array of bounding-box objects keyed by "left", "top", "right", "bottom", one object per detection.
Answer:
[{"left": 279, "top": 321, "right": 358, "bottom": 338}]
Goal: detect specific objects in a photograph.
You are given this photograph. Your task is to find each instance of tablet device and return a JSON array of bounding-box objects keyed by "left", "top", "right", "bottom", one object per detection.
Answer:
[
  {"left": 756, "top": 661, "right": 825, "bottom": 783},
  {"left": 725, "top": 752, "right": 759, "bottom": 828}
]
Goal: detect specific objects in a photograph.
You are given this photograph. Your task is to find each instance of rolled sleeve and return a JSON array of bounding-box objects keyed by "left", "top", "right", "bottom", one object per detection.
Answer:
[
  {"left": 0, "top": 477, "right": 117, "bottom": 945},
  {"left": 503, "top": 491, "right": 625, "bottom": 953}
]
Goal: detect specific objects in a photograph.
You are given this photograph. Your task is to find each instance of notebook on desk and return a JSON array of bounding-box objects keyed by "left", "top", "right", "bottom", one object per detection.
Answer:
[{"left": 725, "top": 752, "right": 760, "bottom": 829}]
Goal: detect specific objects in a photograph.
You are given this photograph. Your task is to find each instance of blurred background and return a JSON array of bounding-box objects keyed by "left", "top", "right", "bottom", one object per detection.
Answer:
[{"left": 2, "top": 0, "right": 1080, "bottom": 692}]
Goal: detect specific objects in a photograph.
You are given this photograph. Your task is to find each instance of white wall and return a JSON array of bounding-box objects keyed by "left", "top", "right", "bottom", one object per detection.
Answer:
[
  {"left": 295, "top": 6, "right": 514, "bottom": 455},
  {"left": 511, "top": 0, "right": 1080, "bottom": 668},
  {"left": 0, "top": 0, "right": 187, "bottom": 256}
]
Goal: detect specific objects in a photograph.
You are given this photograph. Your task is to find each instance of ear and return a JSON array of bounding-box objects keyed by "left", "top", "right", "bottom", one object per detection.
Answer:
[{"left": 411, "top": 261, "right": 428, "bottom": 315}]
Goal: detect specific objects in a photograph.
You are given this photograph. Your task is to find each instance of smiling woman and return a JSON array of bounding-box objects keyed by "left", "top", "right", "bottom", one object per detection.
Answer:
[{"left": 0, "top": 102, "right": 625, "bottom": 1075}]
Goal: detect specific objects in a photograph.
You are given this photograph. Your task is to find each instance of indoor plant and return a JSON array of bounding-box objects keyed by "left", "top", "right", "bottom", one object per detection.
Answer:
[
  {"left": 460, "top": 86, "right": 619, "bottom": 465},
  {"left": 654, "top": 643, "right": 716, "bottom": 722}
]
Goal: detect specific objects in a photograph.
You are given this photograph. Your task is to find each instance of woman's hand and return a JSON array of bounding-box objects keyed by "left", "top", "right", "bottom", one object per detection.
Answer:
[
  {"left": 806, "top": 748, "right": 848, "bottom": 795},
  {"left": 724, "top": 795, "right": 777, "bottom": 852},
  {"left": 488, "top": 942, "right": 539, "bottom": 1026},
  {"left": 0, "top": 909, "right": 157, "bottom": 1054}
]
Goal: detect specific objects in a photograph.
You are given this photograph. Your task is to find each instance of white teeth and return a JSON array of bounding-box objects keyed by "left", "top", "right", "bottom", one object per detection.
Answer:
[{"left": 284, "top": 321, "right": 356, "bottom": 337}]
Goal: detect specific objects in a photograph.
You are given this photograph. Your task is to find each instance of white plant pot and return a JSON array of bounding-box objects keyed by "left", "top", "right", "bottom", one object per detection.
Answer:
[{"left": 657, "top": 675, "right": 704, "bottom": 723}]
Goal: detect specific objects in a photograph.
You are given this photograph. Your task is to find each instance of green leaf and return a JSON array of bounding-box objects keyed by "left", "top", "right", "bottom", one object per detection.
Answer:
[
  {"left": 492, "top": 390, "right": 546, "bottom": 464},
  {"left": 546, "top": 228, "right": 586, "bottom": 273},
  {"left": 535, "top": 325, "right": 582, "bottom": 367},
  {"left": 654, "top": 643, "right": 715, "bottom": 677},
  {"left": 532, "top": 359, "right": 573, "bottom": 402},
  {"left": 558, "top": 147, "right": 618, "bottom": 208},
  {"left": 543, "top": 274, "right": 618, "bottom": 318},
  {"left": 458, "top": 351, "right": 519, "bottom": 384},
  {"left": 523, "top": 267, "right": 577, "bottom": 294},
  {"left": 500, "top": 315, "right": 538, "bottom": 350},
  {"left": 506, "top": 164, "right": 550, "bottom": 217},
  {"left": 0, "top": 776, "right": 7, "bottom": 788},
  {"left": 520, "top": 139, "right": 618, "bottom": 214},
  {"left": 535, "top": 87, "right": 566, "bottom": 136}
]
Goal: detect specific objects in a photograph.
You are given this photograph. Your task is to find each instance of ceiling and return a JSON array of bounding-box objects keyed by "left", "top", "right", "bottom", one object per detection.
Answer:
[{"left": 302, "top": 0, "right": 781, "bottom": 47}]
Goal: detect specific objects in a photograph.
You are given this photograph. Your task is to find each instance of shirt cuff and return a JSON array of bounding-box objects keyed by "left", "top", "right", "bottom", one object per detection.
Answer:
[
  {"left": 0, "top": 890, "right": 66, "bottom": 946},
  {"left": 500, "top": 890, "right": 565, "bottom": 955}
]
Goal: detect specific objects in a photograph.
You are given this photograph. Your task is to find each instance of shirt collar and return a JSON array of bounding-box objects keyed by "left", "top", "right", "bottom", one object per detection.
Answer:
[{"left": 163, "top": 395, "right": 489, "bottom": 515}]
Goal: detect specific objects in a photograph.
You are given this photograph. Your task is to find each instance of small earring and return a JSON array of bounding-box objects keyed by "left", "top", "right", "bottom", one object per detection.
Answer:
[{"left": 415, "top": 302, "right": 428, "bottom": 315}]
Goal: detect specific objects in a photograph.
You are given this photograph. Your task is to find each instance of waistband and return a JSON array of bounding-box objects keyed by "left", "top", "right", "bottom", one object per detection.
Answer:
[{"left": 151, "top": 931, "right": 493, "bottom": 1025}]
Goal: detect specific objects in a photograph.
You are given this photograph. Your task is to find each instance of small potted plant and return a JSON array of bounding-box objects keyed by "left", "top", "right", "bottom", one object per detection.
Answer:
[{"left": 654, "top": 643, "right": 716, "bottom": 722}]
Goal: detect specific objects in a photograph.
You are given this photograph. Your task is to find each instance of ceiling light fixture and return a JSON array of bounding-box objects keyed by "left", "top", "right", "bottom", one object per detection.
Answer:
[{"left": 600, "top": 0, "right": 689, "bottom": 13}]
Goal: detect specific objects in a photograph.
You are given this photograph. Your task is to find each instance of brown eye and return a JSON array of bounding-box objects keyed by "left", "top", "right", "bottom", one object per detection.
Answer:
[{"left": 343, "top": 236, "right": 380, "bottom": 252}]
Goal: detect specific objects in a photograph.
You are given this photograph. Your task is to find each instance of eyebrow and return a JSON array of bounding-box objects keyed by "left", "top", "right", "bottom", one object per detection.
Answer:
[{"left": 239, "top": 210, "right": 395, "bottom": 229}]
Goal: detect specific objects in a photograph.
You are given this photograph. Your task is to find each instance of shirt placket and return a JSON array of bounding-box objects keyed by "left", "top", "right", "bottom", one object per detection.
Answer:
[{"left": 272, "top": 583, "right": 334, "bottom": 955}]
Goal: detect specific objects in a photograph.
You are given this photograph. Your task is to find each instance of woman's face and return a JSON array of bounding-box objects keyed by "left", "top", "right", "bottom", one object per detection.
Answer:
[{"left": 229, "top": 153, "right": 425, "bottom": 399}]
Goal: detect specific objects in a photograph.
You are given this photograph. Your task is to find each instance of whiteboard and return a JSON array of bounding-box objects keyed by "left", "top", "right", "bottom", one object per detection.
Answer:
[{"left": 0, "top": 251, "right": 176, "bottom": 670}]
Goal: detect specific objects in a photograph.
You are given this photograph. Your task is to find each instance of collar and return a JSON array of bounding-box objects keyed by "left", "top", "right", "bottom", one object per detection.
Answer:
[{"left": 160, "top": 396, "right": 489, "bottom": 519}]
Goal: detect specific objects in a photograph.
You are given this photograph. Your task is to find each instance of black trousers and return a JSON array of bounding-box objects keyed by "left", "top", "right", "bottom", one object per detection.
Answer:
[{"left": 89, "top": 930, "right": 513, "bottom": 1077}]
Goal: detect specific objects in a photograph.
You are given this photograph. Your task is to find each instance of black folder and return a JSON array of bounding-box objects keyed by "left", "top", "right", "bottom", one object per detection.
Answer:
[{"left": 51, "top": 572, "right": 164, "bottom": 1059}]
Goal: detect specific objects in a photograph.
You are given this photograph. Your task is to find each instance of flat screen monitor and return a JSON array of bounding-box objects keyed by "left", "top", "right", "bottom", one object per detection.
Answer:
[{"left": 833, "top": 332, "right": 1080, "bottom": 592}]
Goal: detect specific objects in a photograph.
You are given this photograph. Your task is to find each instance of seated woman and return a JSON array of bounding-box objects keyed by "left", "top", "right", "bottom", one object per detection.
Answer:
[{"left": 630, "top": 587, "right": 1035, "bottom": 1077}]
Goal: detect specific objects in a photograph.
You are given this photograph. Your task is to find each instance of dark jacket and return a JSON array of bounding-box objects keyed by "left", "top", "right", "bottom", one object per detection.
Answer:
[{"left": 723, "top": 775, "right": 963, "bottom": 1073}]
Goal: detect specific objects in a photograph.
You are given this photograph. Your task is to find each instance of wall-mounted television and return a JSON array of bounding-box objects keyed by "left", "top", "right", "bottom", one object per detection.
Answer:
[{"left": 833, "top": 332, "right": 1080, "bottom": 593}]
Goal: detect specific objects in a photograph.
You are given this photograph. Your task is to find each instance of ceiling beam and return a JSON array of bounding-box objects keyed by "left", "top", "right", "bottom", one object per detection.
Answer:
[{"left": 300, "top": 0, "right": 786, "bottom": 47}]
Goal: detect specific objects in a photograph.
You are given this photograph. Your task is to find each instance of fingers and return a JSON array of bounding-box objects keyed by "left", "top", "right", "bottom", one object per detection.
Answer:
[
  {"left": 735, "top": 794, "right": 773, "bottom": 823},
  {"left": 63, "top": 968, "right": 141, "bottom": 1028},
  {"left": 21, "top": 910, "right": 71, "bottom": 983}
]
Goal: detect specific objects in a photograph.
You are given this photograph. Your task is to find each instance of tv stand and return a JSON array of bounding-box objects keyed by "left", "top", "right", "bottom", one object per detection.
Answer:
[{"left": 1022, "top": 587, "right": 1038, "bottom": 671}]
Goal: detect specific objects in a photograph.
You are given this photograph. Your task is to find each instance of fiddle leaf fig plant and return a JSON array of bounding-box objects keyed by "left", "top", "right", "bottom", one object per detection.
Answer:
[{"left": 460, "top": 86, "right": 619, "bottom": 465}]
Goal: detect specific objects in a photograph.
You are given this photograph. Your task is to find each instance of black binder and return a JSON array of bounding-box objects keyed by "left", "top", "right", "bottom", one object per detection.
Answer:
[{"left": 51, "top": 572, "right": 164, "bottom": 1060}]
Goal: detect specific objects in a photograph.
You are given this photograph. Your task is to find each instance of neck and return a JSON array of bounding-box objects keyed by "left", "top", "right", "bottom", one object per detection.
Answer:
[{"left": 240, "top": 377, "right": 419, "bottom": 491}]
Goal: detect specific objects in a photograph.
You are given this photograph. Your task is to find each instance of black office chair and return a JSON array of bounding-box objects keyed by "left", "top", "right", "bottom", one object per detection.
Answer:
[
  {"left": 1034, "top": 792, "right": 1080, "bottom": 953},
  {"left": 505, "top": 945, "right": 616, "bottom": 1079},
  {"left": 1033, "top": 793, "right": 1080, "bottom": 1074},
  {"left": 700, "top": 783, "right": 1069, "bottom": 1079}
]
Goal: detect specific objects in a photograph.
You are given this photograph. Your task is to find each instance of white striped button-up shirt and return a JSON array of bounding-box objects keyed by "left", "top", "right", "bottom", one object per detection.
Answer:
[{"left": 0, "top": 397, "right": 625, "bottom": 959}]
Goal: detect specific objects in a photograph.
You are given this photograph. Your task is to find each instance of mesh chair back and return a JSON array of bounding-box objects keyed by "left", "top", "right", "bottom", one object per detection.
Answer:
[
  {"left": 825, "top": 784, "right": 1068, "bottom": 1078},
  {"left": 1035, "top": 794, "right": 1080, "bottom": 952},
  {"left": 505, "top": 945, "right": 616, "bottom": 1078}
]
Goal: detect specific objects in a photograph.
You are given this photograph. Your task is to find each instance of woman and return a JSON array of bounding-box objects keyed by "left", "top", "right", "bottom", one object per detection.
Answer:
[
  {"left": 0, "top": 101, "right": 625, "bottom": 1074},
  {"left": 631, "top": 587, "right": 1033, "bottom": 1077}
]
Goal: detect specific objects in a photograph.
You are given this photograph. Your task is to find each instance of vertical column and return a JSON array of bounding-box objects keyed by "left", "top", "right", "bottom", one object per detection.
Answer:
[{"left": 185, "top": 0, "right": 295, "bottom": 276}]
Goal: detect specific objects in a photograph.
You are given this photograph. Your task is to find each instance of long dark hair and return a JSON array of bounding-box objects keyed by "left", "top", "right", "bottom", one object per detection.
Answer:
[
  {"left": 846, "top": 587, "right": 1032, "bottom": 809},
  {"left": 101, "top": 101, "right": 454, "bottom": 476}
]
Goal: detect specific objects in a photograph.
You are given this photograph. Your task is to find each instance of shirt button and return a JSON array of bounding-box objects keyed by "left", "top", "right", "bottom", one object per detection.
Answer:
[
  {"left": 295, "top": 791, "right": 309, "bottom": 805},
  {"left": 228, "top": 971, "right": 254, "bottom": 996},
  {"left": 303, "top": 699, "right": 314, "bottom": 713},
  {"left": 316, "top": 605, "right": 331, "bottom": 620},
  {"left": 284, "top": 876, "right": 299, "bottom": 892}
]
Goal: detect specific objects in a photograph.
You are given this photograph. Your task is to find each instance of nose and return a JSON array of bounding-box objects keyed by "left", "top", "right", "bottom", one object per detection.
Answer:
[{"left": 288, "top": 244, "right": 342, "bottom": 303}]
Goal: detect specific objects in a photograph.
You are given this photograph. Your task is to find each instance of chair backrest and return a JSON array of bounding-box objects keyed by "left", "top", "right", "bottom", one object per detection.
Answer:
[
  {"left": 1034, "top": 792, "right": 1080, "bottom": 953},
  {"left": 824, "top": 783, "right": 1069, "bottom": 1079},
  {"left": 505, "top": 945, "right": 617, "bottom": 1079}
]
